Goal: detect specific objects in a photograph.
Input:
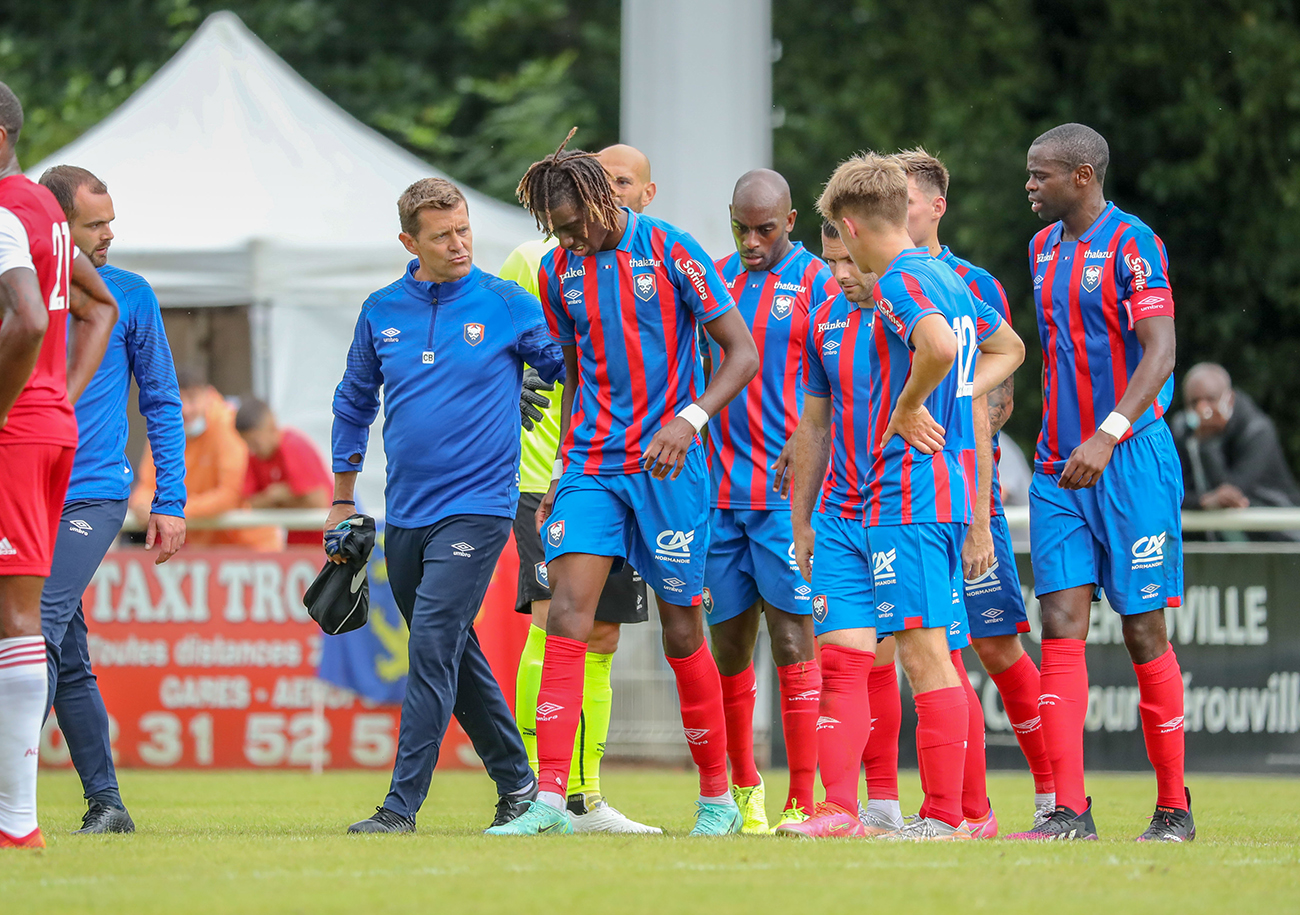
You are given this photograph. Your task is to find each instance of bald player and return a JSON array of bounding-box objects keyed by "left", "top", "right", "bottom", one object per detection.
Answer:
[
  {"left": 501, "top": 144, "right": 660, "bottom": 834},
  {"left": 702, "top": 168, "right": 838, "bottom": 832}
]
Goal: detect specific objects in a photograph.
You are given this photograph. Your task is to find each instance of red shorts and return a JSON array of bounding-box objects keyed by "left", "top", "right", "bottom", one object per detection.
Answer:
[{"left": 0, "top": 442, "right": 76, "bottom": 577}]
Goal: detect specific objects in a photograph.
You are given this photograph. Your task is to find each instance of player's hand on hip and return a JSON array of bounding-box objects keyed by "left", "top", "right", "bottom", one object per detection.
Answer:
[
  {"left": 323, "top": 504, "right": 356, "bottom": 563},
  {"left": 146, "top": 513, "right": 186, "bottom": 565},
  {"left": 881, "top": 404, "right": 945, "bottom": 454},
  {"left": 771, "top": 436, "right": 796, "bottom": 499},
  {"left": 792, "top": 519, "right": 815, "bottom": 583},
  {"left": 642, "top": 417, "right": 694, "bottom": 480},
  {"left": 961, "top": 520, "right": 994, "bottom": 581},
  {"left": 536, "top": 480, "right": 559, "bottom": 535},
  {"left": 1058, "top": 432, "right": 1117, "bottom": 490}
]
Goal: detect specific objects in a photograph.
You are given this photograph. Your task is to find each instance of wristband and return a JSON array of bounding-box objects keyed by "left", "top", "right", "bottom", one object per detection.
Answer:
[
  {"left": 677, "top": 403, "right": 709, "bottom": 434},
  {"left": 551, "top": 459, "right": 564, "bottom": 482},
  {"left": 332, "top": 499, "right": 356, "bottom": 506},
  {"left": 1098, "top": 411, "right": 1130, "bottom": 440}
]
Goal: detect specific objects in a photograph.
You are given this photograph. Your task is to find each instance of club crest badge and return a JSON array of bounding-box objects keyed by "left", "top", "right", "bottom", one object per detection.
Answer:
[
  {"left": 1081, "top": 265, "right": 1102, "bottom": 293},
  {"left": 634, "top": 273, "right": 656, "bottom": 301},
  {"left": 812, "top": 594, "right": 828, "bottom": 623},
  {"left": 546, "top": 519, "right": 565, "bottom": 549},
  {"left": 535, "top": 561, "right": 549, "bottom": 589},
  {"left": 701, "top": 587, "right": 714, "bottom": 615},
  {"left": 771, "top": 295, "right": 794, "bottom": 320},
  {"left": 464, "top": 323, "right": 484, "bottom": 345}
]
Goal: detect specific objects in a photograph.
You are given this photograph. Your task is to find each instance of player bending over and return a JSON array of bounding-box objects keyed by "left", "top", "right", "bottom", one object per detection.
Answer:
[{"left": 487, "top": 131, "right": 758, "bottom": 836}]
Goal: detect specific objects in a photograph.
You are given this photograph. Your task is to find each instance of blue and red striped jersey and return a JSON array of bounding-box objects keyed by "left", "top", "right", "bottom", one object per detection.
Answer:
[
  {"left": 539, "top": 208, "right": 735, "bottom": 475},
  {"left": 804, "top": 291, "right": 874, "bottom": 521},
  {"left": 865, "top": 248, "right": 1004, "bottom": 527},
  {"left": 705, "top": 242, "right": 836, "bottom": 509},
  {"left": 938, "top": 246, "right": 1011, "bottom": 517},
  {"left": 1029, "top": 203, "right": 1175, "bottom": 474}
]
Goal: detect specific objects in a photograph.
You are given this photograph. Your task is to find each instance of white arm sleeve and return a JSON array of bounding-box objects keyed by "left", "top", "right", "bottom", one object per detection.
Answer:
[{"left": 0, "top": 207, "right": 34, "bottom": 275}]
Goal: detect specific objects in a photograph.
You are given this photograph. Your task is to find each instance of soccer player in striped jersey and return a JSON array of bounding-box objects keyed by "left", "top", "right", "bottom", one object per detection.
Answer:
[
  {"left": 488, "top": 132, "right": 758, "bottom": 836},
  {"left": 702, "top": 169, "right": 836, "bottom": 833},
  {"left": 1010, "top": 124, "right": 1191, "bottom": 842},
  {"left": 897, "top": 148, "right": 1057, "bottom": 833},
  {"left": 807, "top": 153, "right": 1022, "bottom": 841}
]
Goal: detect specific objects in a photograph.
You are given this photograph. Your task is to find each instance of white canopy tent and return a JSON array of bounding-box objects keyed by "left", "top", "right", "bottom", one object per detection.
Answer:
[{"left": 30, "top": 11, "right": 539, "bottom": 515}]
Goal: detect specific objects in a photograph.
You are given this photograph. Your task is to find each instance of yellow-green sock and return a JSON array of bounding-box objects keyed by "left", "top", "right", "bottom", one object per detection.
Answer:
[
  {"left": 570, "top": 651, "right": 614, "bottom": 798},
  {"left": 515, "top": 624, "right": 547, "bottom": 772}
]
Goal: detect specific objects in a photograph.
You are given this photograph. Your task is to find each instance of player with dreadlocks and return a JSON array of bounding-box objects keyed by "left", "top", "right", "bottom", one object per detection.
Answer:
[{"left": 488, "top": 131, "right": 759, "bottom": 836}]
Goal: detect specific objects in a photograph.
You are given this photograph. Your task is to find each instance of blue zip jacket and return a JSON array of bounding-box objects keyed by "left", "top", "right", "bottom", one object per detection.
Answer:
[
  {"left": 66, "top": 265, "right": 186, "bottom": 516},
  {"left": 332, "top": 260, "right": 565, "bottom": 528}
]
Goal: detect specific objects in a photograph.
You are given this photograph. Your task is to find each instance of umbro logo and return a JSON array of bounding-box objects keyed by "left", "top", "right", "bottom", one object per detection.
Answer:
[
  {"left": 451, "top": 541, "right": 475, "bottom": 558},
  {"left": 564, "top": 289, "right": 582, "bottom": 303},
  {"left": 536, "top": 702, "right": 564, "bottom": 721},
  {"left": 662, "top": 577, "right": 685, "bottom": 589},
  {"left": 823, "top": 339, "right": 840, "bottom": 355},
  {"left": 70, "top": 519, "right": 93, "bottom": 536},
  {"left": 683, "top": 728, "right": 710, "bottom": 745},
  {"left": 1011, "top": 716, "right": 1042, "bottom": 734},
  {"left": 793, "top": 690, "right": 819, "bottom": 701},
  {"left": 877, "top": 601, "right": 894, "bottom": 613},
  {"left": 795, "top": 584, "right": 811, "bottom": 597},
  {"left": 380, "top": 327, "right": 401, "bottom": 340},
  {"left": 1039, "top": 693, "right": 1064, "bottom": 707},
  {"left": 1157, "top": 716, "right": 1185, "bottom": 734},
  {"left": 0, "top": 537, "right": 16, "bottom": 557},
  {"left": 816, "top": 716, "right": 839, "bottom": 730},
  {"left": 1142, "top": 584, "right": 1161, "bottom": 598}
]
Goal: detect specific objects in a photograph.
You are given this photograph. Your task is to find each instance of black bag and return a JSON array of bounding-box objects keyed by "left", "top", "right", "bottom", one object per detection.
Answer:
[{"left": 303, "top": 514, "right": 376, "bottom": 635}]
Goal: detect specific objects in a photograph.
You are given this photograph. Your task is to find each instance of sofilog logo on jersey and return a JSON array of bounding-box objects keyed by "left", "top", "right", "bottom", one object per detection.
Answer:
[
  {"left": 1125, "top": 252, "right": 1152, "bottom": 291},
  {"left": 675, "top": 257, "right": 712, "bottom": 302},
  {"left": 1131, "top": 531, "right": 1166, "bottom": 570},
  {"left": 872, "top": 549, "right": 897, "bottom": 585},
  {"left": 655, "top": 529, "right": 694, "bottom": 563}
]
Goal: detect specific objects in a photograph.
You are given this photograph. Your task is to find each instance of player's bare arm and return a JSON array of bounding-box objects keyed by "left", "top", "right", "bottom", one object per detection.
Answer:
[
  {"left": 642, "top": 308, "right": 758, "bottom": 481},
  {"left": 971, "top": 320, "right": 1025, "bottom": 401},
  {"left": 324, "top": 470, "right": 358, "bottom": 563},
  {"left": 538, "top": 345, "right": 578, "bottom": 530},
  {"left": 790, "top": 393, "right": 833, "bottom": 582},
  {"left": 0, "top": 265, "right": 47, "bottom": 427},
  {"left": 882, "top": 312, "right": 956, "bottom": 454},
  {"left": 962, "top": 393, "right": 995, "bottom": 580},
  {"left": 65, "top": 251, "right": 117, "bottom": 404},
  {"left": 1058, "top": 314, "right": 1175, "bottom": 491}
]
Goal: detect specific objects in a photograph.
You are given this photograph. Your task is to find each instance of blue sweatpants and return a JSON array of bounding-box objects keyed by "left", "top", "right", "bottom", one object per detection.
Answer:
[
  {"left": 39, "top": 498, "right": 128, "bottom": 805},
  {"left": 382, "top": 514, "right": 532, "bottom": 819}
]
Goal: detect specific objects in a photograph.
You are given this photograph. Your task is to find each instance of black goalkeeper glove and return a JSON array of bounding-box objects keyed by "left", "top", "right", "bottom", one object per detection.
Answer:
[{"left": 521, "top": 367, "right": 555, "bottom": 431}]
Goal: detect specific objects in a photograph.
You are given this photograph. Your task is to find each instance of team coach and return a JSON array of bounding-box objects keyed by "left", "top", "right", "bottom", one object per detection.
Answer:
[{"left": 329, "top": 177, "right": 565, "bottom": 833}]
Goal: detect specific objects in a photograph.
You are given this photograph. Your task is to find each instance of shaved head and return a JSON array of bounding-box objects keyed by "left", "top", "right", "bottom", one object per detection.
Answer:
[
  {"left": 598, "top": 144, "right": 655, "bottom": 212},
  {"left": 732, "top": 168, "right": 791, "bottom": 213},
  {"left": 730, "top": 168, "right": 795, "bottom": 272},
  {"left": 1031, "top": 123, "right": 1110, "bottom": 187}
]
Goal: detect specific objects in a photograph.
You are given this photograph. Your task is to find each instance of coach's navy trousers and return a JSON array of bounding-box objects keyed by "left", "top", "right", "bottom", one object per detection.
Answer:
[
  {"left": 40, "top": 498, "right": 129, "bottom": 807},
  {"left": 382, "top": 514, "right": 532, "bottom": 819}
]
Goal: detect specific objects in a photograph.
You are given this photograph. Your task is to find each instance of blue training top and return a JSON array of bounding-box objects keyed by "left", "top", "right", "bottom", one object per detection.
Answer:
[{"left": 66, "top": 264, "right": 186, "bottom": 516}]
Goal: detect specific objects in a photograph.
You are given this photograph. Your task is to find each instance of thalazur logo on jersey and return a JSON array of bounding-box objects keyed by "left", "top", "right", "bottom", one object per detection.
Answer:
[
  {"left": 771, "top": 295, "right": 794, "bottom": 320},
  {"left": 634, "top": 273, "right": 656, "bottom": 301},
  {"left": 872, "top": 548, "right": 897, "bottom": 585},
  {"left": 655, "top": 529, "right": 693, "bottom": 563},
  {"left": 546, "top": 520, "right": 565, "bottom": 549},
  {"left": 463, "top": 323, "right": 484, "bottom": 345},
  {"left": 1082, "top": 264, "right": 1103, "bottom": 293},
  {"left": 1131, "top": 531, "right": 1166, "bottom": 570}
]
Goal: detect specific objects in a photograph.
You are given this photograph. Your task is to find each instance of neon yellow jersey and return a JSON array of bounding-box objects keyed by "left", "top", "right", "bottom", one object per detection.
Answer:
[{"left": 501, "top": 238, "right": 563, "bottom": 494}]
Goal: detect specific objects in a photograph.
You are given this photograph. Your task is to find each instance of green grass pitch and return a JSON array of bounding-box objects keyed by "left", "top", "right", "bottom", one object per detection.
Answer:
[{"left": 4, "top": 768, "right": 1299, "bottom": 913}]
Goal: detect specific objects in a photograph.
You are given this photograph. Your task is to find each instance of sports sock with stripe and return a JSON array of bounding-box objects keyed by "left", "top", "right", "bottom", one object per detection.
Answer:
[
  {"left": 913, "top": 685, "right": 968, "bottom": 828},
  {"left": 720, "top": 663, "right": 760, "bottom": 790},
  {"left": 816, "top": 645, "right": 874, "bottom": 812},
  {"left": 570, "top": 650, "right": 613, "bottom": 799},
  {"left": 989, "top": 650, "right": 1055, "bottom": 794},
  {"left": 864, "top": 659, "right": 901, "bottom": 802},
  {"left": 535, "top": 635, "right": 587, "bottom": 801},
  {"left": 514, "top": 624, "right": 547, "bottom": 771},
  {"left": 777, "top": 659, "right": 821, "bottom": 812},
  {"left": 0, "top": 637, "right": 46, "bottom": 839},
  {"left": 665, "top": 642, "right": 730, "bottom": 797},
  {"left": 1039, "top": 638, "right": 1089, "bottom": 814},
  {"left": 1134, "top": 646, "right": 1188, "bottom": 811},
  {"left": 951, "top": 650, "right": 990, "bottom": 820}
]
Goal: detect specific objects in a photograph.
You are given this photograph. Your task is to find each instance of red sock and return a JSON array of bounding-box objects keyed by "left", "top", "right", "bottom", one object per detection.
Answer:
[
  {"left": 666, "top": 643, "right": 730, "bottom": 797},
  {"left": 720, "top": 664, "right": 760, "bottom": 789},
  {"left": 864, "top": 661, "right": 901, "bottom": 801},
  {"left": 816, "top": 645, "right": 874, "bottom": 811},
  {"left": 1134, "top": 647, "right": 1187, "bottom": 810},
  {"left": 535, "top": 636, "right": 588, "bottom": 798},
  {"left": 990, "top": 651, "right": 1055, "bottom": 793},
  {"left": 914, "top": 685, "right": 968, "bottom": 827},
  {"left": 777, "top": 660, "right": 821, "bottom": 812},
  {"left": 1039, "top": 638, "right": 1089, "bottom": 814},
  {"left": 951, "top": 651, "right": 989, "bottom": 819}
]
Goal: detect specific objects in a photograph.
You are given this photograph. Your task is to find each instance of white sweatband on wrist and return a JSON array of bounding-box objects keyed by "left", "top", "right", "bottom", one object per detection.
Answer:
[
  {"left": 677, "top": 403, "right": 709, "bottom": 434},
  {"left": 551, "top": 459, "right": 564, "bottom": 481},
  {"left": 1099, "top": 411, "right": 1131, "bottom": 440}
]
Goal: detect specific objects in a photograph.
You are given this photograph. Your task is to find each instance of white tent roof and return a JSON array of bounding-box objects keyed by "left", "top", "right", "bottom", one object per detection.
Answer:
[{"left": 29, "top": 10, "right": 537, "bottom": 305}]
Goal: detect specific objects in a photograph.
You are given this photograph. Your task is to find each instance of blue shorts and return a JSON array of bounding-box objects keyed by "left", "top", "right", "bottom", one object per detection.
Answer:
[
  {"left": 703, "top": 508, "right": 810, "bottom": 623},
  {"left": 1029, "top": 422, "right": 1183, "bottom": 615},
  {"left": 963, "top": 513, "right": 1031, "bottom": 638},
  {"left": 544, "top": 448, "right": 710, "bottom": 606},
  {"left": 808, "top": 512, "right": 875, "bottom": 636},
  {"left": 867, "top": 521, "right": 970, "bottom": 647}
]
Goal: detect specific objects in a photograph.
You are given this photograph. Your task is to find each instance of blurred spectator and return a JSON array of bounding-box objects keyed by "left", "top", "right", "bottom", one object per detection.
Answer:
[
  {"left": 1170, "top": 362, "right": 1300, "bottom": 540},
  {"left": 235, "top": 398, "right": 331, "bottom": 546},
  {"left": 130, "top": 367, "right": 279, "bottom": 550}
]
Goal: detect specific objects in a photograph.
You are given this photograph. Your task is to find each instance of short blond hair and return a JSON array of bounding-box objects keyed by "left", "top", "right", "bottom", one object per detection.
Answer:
[
  {"left": 816, "top": 152, "right": 908, "bottom": 228},
  {"left": 895, "top": 146, "right": 949, "bottom": 198},
  {"left": 398, "top": 177, "right": 467, "bottom": 236}
]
